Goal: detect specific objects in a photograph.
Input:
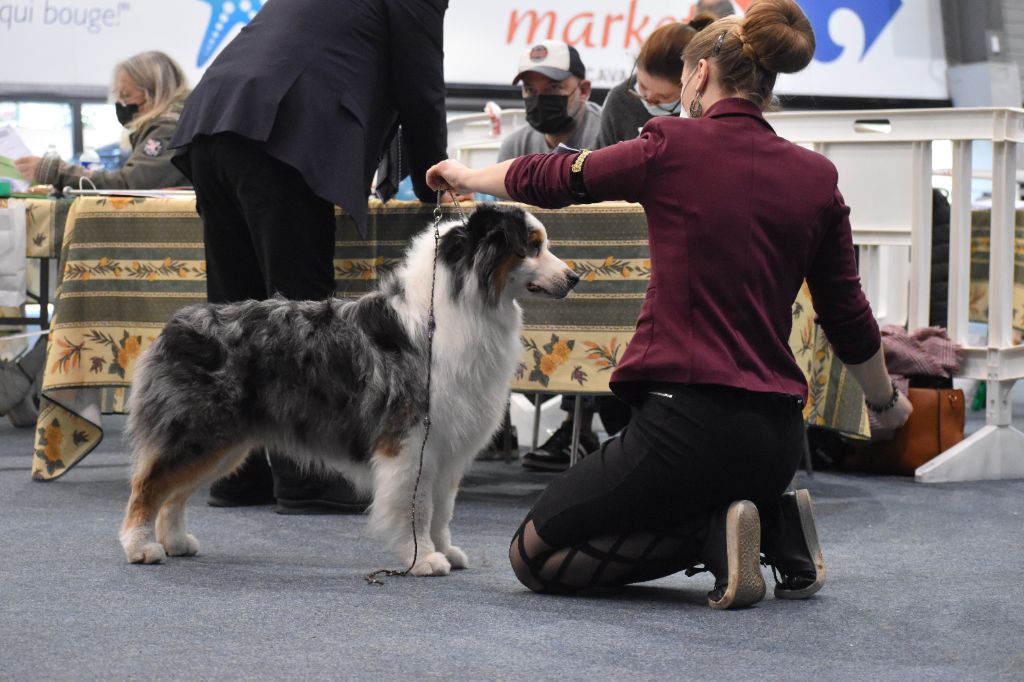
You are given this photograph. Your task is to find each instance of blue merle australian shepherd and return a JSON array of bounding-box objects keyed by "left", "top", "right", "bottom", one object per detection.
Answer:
[{"left": 119, "top": 205, "right": 578, "bottom": 576}]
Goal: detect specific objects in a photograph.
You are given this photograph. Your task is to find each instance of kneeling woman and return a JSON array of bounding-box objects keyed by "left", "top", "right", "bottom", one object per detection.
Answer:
[
  {"left": 428, "top": 0, "right": 912, "bottom": 609},
  {"left": 16, "top": 51, "right": 190, "bottom": 191}
]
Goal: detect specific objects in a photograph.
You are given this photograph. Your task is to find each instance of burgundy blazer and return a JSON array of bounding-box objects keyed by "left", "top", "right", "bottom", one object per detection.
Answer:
[{"left": 506, "top": 98, "right": 880, "bottom": 401}]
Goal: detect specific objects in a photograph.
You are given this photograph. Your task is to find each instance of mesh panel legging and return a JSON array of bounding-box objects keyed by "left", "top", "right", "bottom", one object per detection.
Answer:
[{"left": 509, "top": 384, "right": 806, "bottom": 593}]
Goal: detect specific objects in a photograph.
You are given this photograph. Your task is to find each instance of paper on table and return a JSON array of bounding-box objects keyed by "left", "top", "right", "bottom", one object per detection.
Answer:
[
  {"left": 0, "top": 127, "right": 32, "bottom": 192},
  {"left": 0, "top": 126, "right": 32, "bottom": 159}
]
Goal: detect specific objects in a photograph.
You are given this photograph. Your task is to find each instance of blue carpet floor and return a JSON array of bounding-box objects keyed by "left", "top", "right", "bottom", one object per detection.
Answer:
[{"left": 1, "top": 414, "right": 1022, "bottom": 681}]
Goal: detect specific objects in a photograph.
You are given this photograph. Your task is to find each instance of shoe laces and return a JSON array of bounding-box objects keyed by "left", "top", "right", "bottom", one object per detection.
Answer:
[{"left": 760, "top": 555, "right": 784, "bottom": 587}]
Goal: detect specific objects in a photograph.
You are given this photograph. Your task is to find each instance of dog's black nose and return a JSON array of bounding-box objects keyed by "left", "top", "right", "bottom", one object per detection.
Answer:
[{"left": 566, "top": 270, "right": 580, "bottom": 289}]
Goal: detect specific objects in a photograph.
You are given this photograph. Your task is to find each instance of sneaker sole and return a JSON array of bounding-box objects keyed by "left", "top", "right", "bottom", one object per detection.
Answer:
[
  {"left": 775, "top": 489, "right": 826, "bottom": 599},
  {"left": 709, "top": 500, "right": 766, "bottom": 610}
]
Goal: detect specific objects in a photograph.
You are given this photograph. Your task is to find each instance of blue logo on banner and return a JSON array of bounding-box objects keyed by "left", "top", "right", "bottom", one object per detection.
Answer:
[
  {"left": 800, "top": 0, "right": 903, "bottom": 63},
  {"left": 196, "top": 0, "right": 263, "bottom": 67}
]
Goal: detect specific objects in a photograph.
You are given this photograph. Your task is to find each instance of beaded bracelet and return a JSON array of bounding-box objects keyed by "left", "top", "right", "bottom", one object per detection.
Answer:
[{"left": 865, "top": 379, "right": 900, "bottom": 413}]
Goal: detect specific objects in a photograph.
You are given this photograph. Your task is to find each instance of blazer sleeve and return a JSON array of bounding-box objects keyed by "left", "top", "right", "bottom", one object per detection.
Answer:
[
  {"left": 805, "top": 186, "right": 881, "bottom": 364},
  {"left": 387, "top": 0, "right": 449, "bottom": 203},
  {"left": 505, "top": 122, "right": 666, "bottom": 207}
]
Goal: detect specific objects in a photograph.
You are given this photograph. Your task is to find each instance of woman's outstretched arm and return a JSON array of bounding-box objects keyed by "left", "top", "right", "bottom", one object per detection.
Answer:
[{"left": 426, "top": 159, "right": 516, "bottom": 198}]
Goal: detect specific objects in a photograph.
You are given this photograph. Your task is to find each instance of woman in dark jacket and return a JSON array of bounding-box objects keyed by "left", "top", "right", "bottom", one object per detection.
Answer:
[
  {"left": 429, "top": 0, "right": 912, "bottom": 609},
  {"left": 16, "top": 51, "right": 190, "bottom": 190}
]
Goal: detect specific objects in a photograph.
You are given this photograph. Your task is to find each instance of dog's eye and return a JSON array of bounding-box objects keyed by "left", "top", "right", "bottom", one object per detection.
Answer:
[{"left": 528, "top": 241, "right": 542, "bottom": 257}]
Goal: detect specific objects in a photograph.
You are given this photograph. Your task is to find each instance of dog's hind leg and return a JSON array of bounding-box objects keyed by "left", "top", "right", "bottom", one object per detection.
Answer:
[
  {"left": 120, "top": 444, "right": 247, "bottom": 564},
  {"left": 155, "top": 445, "right": 250, "bottom": 557},
  {"left": 430, "top": 469, "right": 468, "bottom": 570},
  {"left": 369, "top": 450, "right": 449, "bottom": 577}
]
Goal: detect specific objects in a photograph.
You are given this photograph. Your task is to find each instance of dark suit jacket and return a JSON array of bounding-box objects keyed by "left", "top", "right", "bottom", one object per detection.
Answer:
[
  {"left": 171, "top": 0, "right": 448, "bottom": 233},
  {"left": 505, "top": 98, "right": 881, "bottom": 403}
]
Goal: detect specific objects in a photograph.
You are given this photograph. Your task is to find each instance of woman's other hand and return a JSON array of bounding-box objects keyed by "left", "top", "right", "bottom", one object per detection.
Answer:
[
  {"left": 14, "top": 156, "right": 41, "bottom": 183},
  {"left": 869, "top": 390, "right": 913, "bottom": 439}
]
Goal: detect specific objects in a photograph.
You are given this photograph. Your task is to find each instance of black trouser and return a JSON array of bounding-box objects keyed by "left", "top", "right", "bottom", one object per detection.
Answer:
[
  {"left": 188, "top": 133, "right": 336, "bottom": 303},
  {"left": 188, "top": 133, "right": 339, "bottom": 495},
  {"left": 510, "top": 384, "right": 806, "bottom": 592}
]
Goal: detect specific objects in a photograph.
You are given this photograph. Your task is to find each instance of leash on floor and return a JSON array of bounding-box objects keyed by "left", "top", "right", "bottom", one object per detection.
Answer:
[{"left": 365, "top": 190, "right": 468, "bottom": 586}]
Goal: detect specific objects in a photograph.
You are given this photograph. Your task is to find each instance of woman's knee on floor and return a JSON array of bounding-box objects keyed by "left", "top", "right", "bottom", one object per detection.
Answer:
[{"left": 508, "top": 519, "right": 553, "bottom": 592}]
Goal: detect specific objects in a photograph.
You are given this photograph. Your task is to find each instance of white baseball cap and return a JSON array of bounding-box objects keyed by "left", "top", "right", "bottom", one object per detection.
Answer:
[{"left": 512, "top": 40, "right": 587, "bottom": 84}]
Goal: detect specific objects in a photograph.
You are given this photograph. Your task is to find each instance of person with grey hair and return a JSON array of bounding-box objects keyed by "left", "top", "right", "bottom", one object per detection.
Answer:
[
  {"left": 6, "top": 51, "right": 190, "bottom": 428},
  {"left": 15, "top": 51, "right": 190, "bottom": 190},
  {"left": 696, "top": 0, "right": 736, "bottom": 17}
]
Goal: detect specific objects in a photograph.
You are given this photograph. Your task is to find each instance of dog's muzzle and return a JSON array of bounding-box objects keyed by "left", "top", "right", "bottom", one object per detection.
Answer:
[{"left": 529, "top": 269, "right": 579, "bottom": 299}]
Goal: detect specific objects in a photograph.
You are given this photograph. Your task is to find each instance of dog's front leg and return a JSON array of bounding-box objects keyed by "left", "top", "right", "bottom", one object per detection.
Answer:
[
  {"left": 369, "top": 450, "right": 451, "bottom": 576},
  {"left": 430, "top": 470, "right": 467, "bottom": 570}
]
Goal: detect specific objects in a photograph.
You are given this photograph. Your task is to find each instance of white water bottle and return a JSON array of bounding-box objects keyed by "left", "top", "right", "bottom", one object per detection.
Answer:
[{"left": 80, "top": 147, "right": 102, "bottom": 171}]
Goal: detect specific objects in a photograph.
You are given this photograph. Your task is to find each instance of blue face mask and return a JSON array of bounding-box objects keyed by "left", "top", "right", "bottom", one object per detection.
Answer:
[
  {"left": 629, "top": 81, "right": 680, "bottom": 117},
  {"left": 640, "top": 97, "right": 680, "bottom": 117}
]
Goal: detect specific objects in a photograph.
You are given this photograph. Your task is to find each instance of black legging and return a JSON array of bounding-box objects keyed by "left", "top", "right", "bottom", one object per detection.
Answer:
[{"left": 509, "top": 384, "right": 806, "bottom": 592}]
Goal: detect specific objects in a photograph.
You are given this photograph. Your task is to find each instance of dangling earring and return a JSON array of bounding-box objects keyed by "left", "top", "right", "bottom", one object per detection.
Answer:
[{"left": 688, "top": 91, "right": 704, "bottom": 119}]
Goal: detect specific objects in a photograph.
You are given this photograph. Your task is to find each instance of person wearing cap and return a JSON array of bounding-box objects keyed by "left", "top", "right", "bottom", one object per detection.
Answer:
[
  {"left": 496, "top": 40, "right": 605, "bottom": 471},
  {"left": 497, "top": 40, "right": 603, "bottom": 163}
]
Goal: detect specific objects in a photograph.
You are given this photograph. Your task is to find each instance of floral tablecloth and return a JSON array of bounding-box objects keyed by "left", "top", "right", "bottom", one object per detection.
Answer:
[
  {"left": 0, "top": 196, "right": 70, "bottom": 259},
  {"left": 968, "top": 209, "right": 1024, "bottom": 333},
  {"left": 32, "top": 196, "right": 868, "bottom": 480}
]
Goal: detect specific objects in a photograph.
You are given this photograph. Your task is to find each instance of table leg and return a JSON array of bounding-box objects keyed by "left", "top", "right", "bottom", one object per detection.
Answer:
[
  {"left": 532, "top": 397, "right": 542, "bottom": 450},
  {"left": 569, "top": 395, "right": 582, "bottom": 467},
  {"left": 502, "top": 398, "right": 513, "bottom": 464}
]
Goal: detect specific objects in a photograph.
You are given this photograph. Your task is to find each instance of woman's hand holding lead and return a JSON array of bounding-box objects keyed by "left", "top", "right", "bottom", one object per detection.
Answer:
[{"left": 426, "top": 159, "right": 472, "bottom": 195}]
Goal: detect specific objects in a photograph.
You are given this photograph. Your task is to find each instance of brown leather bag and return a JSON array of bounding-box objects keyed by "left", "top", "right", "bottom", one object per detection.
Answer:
[{"left": 843, "top": 388, "right": 965, "bottom": 475}]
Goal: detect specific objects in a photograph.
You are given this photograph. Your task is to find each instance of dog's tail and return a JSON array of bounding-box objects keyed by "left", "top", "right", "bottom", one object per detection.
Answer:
[{"left": 125, "top": 309, "right": 228, "bottom": 460}]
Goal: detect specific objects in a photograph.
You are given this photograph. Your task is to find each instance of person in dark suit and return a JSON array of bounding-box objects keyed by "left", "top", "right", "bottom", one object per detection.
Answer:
[
  {"left": 427, "top": 0, "right": 912, "bottom": 608},
  {"left": 171, "top": 0, "right": 449, "bottom": 513}
]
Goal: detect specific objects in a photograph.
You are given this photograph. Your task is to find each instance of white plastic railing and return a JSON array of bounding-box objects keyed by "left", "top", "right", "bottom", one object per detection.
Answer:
[
  {"left": 766, "top": 107, "right": 1024, "bottom": 482},
  {"left": 446, "top": 109, "right": 527, "bottom": 167}
]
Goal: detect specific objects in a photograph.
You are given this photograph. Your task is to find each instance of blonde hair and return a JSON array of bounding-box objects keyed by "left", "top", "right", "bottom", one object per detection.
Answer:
[
  {"left": 114, "top": 51, "right": 189, "bottom": 132},
  {"left": 683, "top": 0, "right": 815, "bottom": 109}
]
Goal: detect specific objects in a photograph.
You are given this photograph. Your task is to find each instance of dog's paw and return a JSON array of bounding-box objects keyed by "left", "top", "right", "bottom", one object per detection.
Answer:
[
  {"left": 126, "top": 542, "right": 166, "bottom": 565},
  {"left": 162, "top": 533, "right": 199, "bottom": 557},
  {"left": 409, "top": 551, "right": 452, "bottom": 577},
  {"left": 445, "top": 545, "right": 468, "bottom": 570}
]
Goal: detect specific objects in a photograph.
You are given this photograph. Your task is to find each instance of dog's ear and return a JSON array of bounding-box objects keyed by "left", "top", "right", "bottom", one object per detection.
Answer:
[
  {"left": 466, "top": 204, "right": 501, "bottom": 244},
  {"left": 494, "top": 209, "right": 529, "bottom": 259},
  {"left": 469, "top": 205, "right": 527, "bottom": 258}
]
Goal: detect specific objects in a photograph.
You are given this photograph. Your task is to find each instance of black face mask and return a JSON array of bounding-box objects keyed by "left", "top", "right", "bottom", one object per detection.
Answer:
[
  {"left": 116, "top": 102, "right": 140, "bottom": 127},
  {"left": 524, "top": 94, "right": 579, "bottom": 135}
]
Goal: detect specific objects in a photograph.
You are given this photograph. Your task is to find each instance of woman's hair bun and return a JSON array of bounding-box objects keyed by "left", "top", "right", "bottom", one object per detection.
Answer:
[
  {"left": 741, "top": 0, "right": 815, "bottom": 74},
  {"left": 688, "top": 10, "right": 719, "bottom": 33}
]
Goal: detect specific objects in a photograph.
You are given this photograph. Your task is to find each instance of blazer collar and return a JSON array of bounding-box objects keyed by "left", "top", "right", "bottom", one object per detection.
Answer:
[{"left": 704, "top": 97, "right": 774, "bottom": 132}]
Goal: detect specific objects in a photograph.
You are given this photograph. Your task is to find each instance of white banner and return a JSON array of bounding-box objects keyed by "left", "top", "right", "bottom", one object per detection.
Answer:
[{"left": 0, "top": 0, "right": 947, "bottom": 100}]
